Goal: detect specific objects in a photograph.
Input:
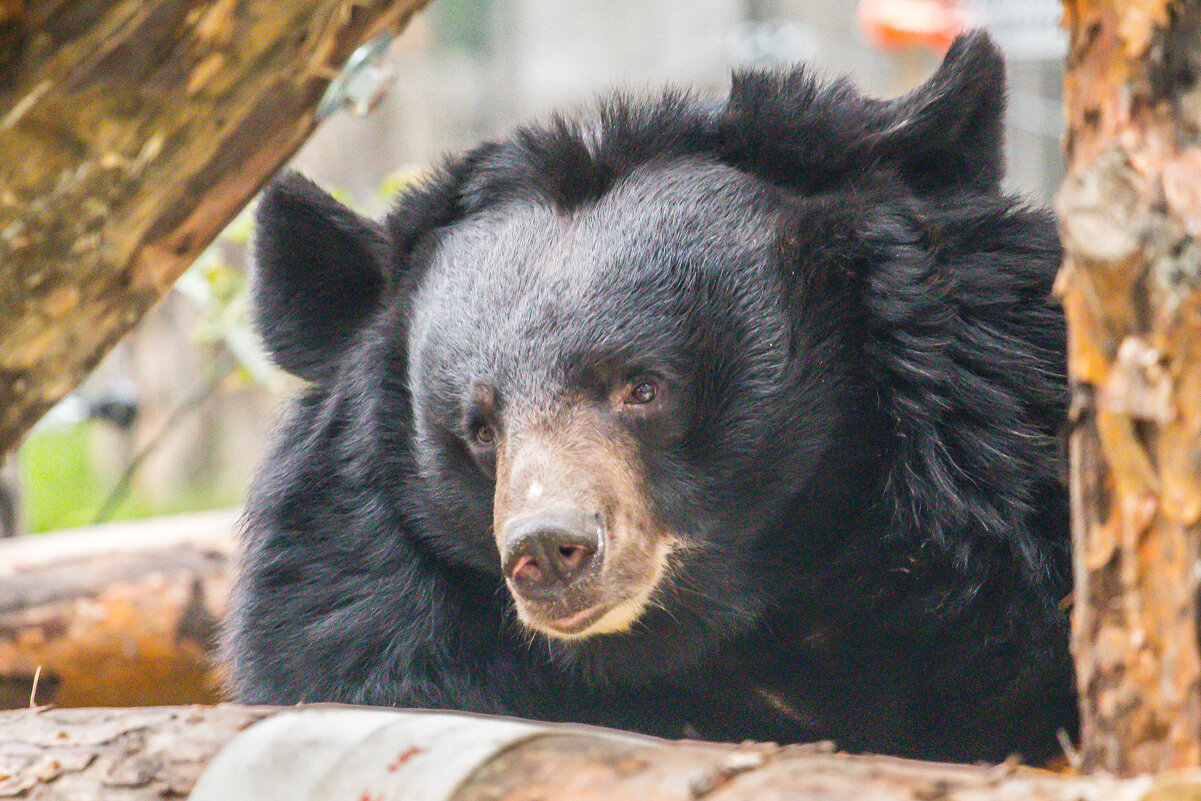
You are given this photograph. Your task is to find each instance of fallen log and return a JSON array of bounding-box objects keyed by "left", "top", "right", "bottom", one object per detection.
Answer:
[
  {"left": 0, "top": 509, "right": 236, "bottom": 709},
  {"left": 0, "top": 705, "right": 1192, "bottom": 801}
]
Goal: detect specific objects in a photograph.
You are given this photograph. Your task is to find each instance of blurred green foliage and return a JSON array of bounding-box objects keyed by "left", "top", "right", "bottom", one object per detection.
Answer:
[
  {"left": 18, "top": 422, "right": 244, "bottom": 533},
  {"left": 19, "top": 424, "right": 105, "bottom": 532},
  {"left": 432, "top": 0, "right": 492, "bottom": 54},
  {"left": 16, "top": 209, "right": 261, "bottom": 534}
]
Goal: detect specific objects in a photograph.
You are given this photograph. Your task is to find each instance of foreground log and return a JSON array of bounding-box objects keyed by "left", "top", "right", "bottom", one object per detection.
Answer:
[
  {"left": 1057, "top": 0, "right": 1201, "bottom": 774},
  {"left": 0, "top": 0, "right": 432, "bottom": 456},
  {"left": 0, "top": 705, "right": 1194, "bottom": 801},
  {"left": 0, "top": 705, "right": 270, "bottom": 799},
  {"left": 0, "top": 509, "right": 236, "bottom": 709}
]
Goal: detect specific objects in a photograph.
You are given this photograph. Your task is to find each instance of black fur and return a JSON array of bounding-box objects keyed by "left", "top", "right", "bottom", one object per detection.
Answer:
[{"left": 228, "top": 31, "right": 1076, "bottom": 763}]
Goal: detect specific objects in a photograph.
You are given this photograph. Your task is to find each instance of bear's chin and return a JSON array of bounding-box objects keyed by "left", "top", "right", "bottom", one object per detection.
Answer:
[
  {"left": 535, "top": 608, "right": 733, "bottom": 683},
  {"left": 526, "top": 578, "right": 765, "bottom": 684},
  {"left": 515, "top": 586, "right": 659, "bottom": 640}
]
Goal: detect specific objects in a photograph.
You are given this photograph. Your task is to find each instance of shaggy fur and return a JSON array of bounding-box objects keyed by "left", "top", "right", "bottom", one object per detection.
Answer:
[{"left": 226, "top": 31, "right": 1076, "bottom": 762}]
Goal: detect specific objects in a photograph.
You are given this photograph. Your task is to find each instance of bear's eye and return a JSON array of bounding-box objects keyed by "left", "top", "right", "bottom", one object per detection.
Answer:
[
  {"left": 626, "top": 381, "right": 657, "bottom": 406},
  {"left": 472, "top": 422, "right": 497, "bottom": 446}
]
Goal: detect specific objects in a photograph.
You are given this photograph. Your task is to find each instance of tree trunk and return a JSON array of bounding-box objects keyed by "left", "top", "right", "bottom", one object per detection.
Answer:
[
  {"left": 0, "top": 705, "right": 1193, "bottom": 800},
  {"left": 0, "top": 510, "right": 236, "bottom": 710},
  {"left": 1058, "top": 0, "right": 1201, "bottom": 775},
  {"left": 0, "top": 0, "right": 431, "bottom": 457}
]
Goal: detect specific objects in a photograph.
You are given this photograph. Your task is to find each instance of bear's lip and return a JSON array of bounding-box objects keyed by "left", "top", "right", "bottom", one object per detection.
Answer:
[
  {"left": 513, "top": 596, "right": 618, "bottom": 638},
  {"left": 543, "top": 603, "right": 609, "bottom": 635}
]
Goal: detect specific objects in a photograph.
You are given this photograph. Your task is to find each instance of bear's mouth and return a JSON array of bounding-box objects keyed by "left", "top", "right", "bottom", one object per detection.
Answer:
[
  {"left": 543, "top": 603, "right": 609, "bottom": 635},
  {"left": 509, "top": 539, "right": 674, "bottom": 640},
  {"left": 515, "top": 594, "right": 646, "bottom": 640}
]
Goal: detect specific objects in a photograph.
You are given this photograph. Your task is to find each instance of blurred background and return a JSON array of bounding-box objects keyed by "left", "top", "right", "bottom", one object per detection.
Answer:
[{"left": 1, "top": 0, "right": 1068, "bottom": 538}]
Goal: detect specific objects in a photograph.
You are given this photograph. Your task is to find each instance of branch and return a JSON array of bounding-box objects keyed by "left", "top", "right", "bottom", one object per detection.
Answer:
[
  {"left": 0, "top": 0, "right": 432, "bottom": 455},
  {"left": 1057, "top": 0, "right": 1201, "bottom": 774}
]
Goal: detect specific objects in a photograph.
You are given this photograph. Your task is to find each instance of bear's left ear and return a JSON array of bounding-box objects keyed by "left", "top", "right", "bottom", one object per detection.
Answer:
[
  {"left": 867, "top": 30, "right": 1007, "bottom": 192},
  {"left": 252, "top": 172, "right": 388, "bottom": 384}
]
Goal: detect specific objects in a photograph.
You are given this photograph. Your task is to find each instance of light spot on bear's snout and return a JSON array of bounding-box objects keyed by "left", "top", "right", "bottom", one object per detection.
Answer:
[{"left": 527, "top": 481, "right": 543, "bottom": 500}]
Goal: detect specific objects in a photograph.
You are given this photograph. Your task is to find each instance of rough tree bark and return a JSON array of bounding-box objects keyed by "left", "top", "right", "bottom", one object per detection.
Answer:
[
  {"left": 0, "top": 510, "right": 235, "bottom": 710},
  {"left": 0, "top": 0, "right": 431, "bottom": 457},
  {"left": 0, "top": 705, "right": 1195, "bottom": 801},
  {"left": 0, "top": 705, "right": 272, "bottom": 799},
  {"left": 1058, "top": 0, "right": 1201, "bottom": 775}
]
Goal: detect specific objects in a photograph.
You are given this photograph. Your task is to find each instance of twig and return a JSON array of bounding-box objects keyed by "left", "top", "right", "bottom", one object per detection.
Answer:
[
  {"left": 93, "top": 351, "right": 237, "bottom": 524},
  {"left": 29, "top": 665, "right": 40, "bottom": 707}
]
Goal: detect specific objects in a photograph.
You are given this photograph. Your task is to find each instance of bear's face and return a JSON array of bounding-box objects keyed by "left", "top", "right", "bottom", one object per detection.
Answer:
[
  {"left": 250, "top": 32, "right": 1024, "bottom": 667},
  {"left": 405, "top": 159, "right": 838, "bottom": 638}
]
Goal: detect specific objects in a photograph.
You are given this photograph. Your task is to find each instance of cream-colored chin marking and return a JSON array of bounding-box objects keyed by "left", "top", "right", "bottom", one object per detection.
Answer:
[{"left": 516, "top": 594, "right": 651, "bottom": 641}]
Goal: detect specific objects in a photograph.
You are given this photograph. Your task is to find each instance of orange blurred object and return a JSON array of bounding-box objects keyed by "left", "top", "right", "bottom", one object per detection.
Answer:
[{"left": 857, "top": 0, "right": 973, "bottom": 53}]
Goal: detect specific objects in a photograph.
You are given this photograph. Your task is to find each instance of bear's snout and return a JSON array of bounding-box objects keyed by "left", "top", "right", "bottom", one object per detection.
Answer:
[{"left": 493, "top": 416, "right": 672, "bottom": 640}]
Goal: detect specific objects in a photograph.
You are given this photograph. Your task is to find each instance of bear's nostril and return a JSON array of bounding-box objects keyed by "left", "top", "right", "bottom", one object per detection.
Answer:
[
  {"left": 559, "top": 544, "right": 586, "bottom": 565},
  {"left": 553, "top": 543, "right": 595, "bottom": 579},
  {"left": 535, "top": 534, "right": 594, "bottom": 583},
  {"left": 511, "top": 554, "right": 545, "bottom": 586}
]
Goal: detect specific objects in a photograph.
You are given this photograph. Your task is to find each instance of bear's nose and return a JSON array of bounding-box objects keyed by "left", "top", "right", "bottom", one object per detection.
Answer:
[{"left": 501, "top": 509, "right": 603, "bottom": 595}]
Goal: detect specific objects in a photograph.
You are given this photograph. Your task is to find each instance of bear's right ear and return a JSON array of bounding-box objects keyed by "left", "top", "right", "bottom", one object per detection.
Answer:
[
  {"left": 864, "top": 30, "right": 1007, "bottom": 192},
  {"left": 252, "top": 172, "right": 387, "bottom": 383}
]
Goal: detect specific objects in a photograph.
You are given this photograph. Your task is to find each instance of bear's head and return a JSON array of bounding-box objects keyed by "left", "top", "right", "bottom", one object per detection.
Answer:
[{"left": 251, "top": 32, "right": 1051, "bottom": 670}]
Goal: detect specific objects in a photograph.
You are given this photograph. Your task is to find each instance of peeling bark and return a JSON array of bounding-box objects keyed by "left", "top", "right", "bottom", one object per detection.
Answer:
[
  {"left": 0, "top": 0, "right": 432, "bottom": 456},
  {"left": 0, "top": 705, "right": 271, "bottom": 799},
  {"left": 1058, "top": 0, "right": 1201, "bottom": 774}
]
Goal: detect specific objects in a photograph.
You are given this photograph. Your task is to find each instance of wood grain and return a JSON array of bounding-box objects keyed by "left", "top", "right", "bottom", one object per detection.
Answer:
[{"left": 0, "top": 0, "right": 431, "bottom": 455}]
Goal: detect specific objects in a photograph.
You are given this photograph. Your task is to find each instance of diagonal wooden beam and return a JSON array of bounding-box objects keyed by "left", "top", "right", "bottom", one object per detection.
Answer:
[{"left": 0, "top": 0, "right": 432, "bottom": 456}]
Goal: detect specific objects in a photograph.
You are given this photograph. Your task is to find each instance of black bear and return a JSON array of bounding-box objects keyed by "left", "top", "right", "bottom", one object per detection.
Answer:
[{"left": 226, "top": 31, "right": 1077, "bottom": 763}]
